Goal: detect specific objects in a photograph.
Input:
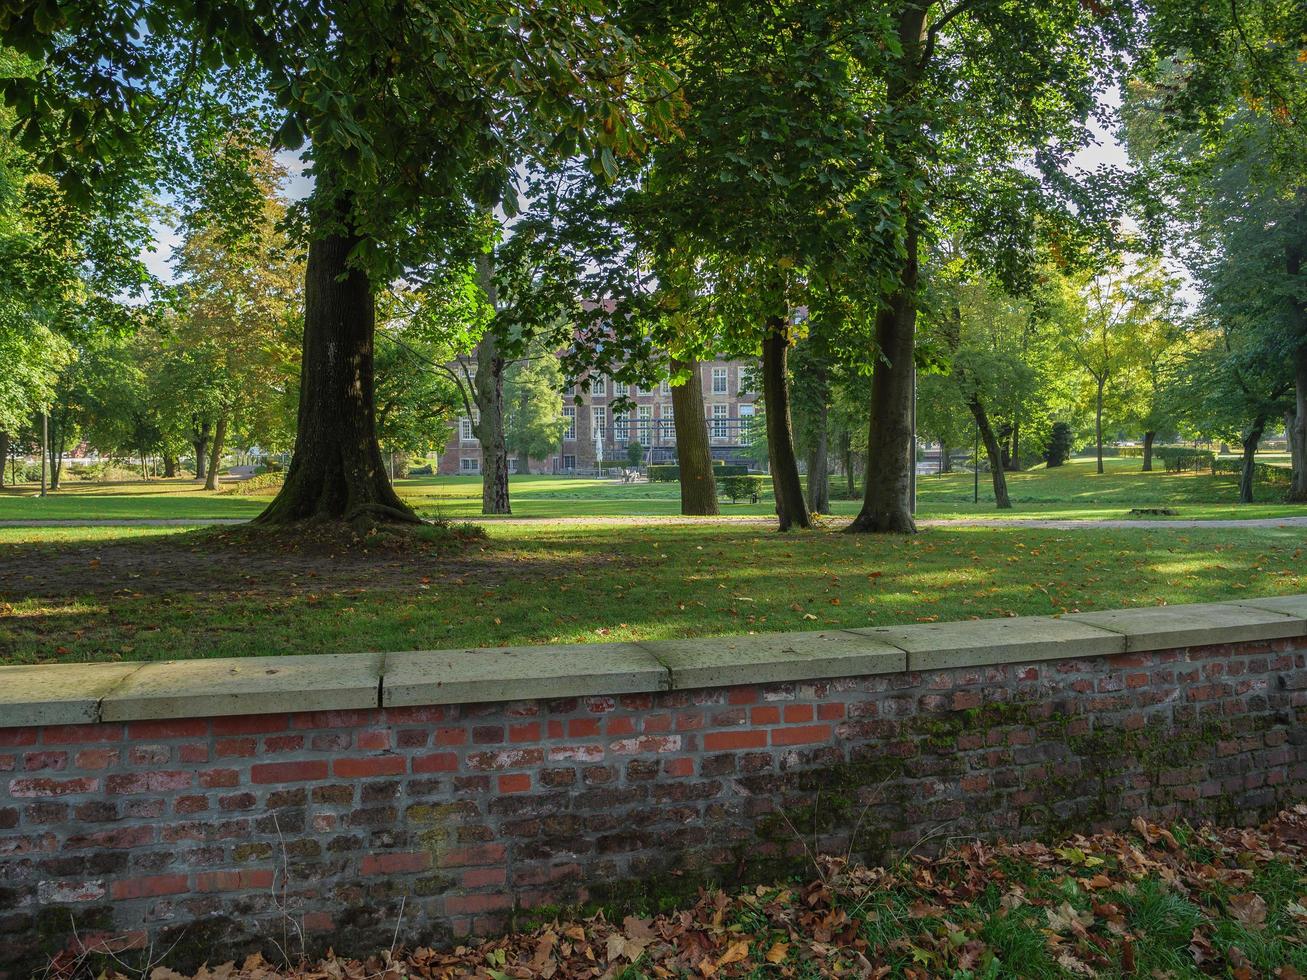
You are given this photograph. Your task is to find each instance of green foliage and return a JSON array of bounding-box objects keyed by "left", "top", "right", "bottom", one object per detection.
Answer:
[
  {"left": 504, "top": 352, "right": 569, "bottom": 464},
  {"left": 1045, "top": 423, "right": 1074, "bottom": 468},
  {"left": 625, "top": 441, "right": 644, "bottom": 469},
  {"left": 648, "top": 463, "right": 746, "bottom": 482},
  {"left": 717, "top": 474, "right": 764, "bottom": 504}
]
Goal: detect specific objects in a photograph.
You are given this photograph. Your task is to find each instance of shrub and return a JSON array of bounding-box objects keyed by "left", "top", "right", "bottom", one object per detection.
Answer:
[
  {"left": 1156, "top": 447, "right": 1214, "bottom": 473},
  {"left": 222, "top": 471, "right": 286, "bottom": 495},
  {"left": 718, "top": 474, "right": 765, "bottom": 503},
  {"left": 1045, "top": 422, "right": 1073, "bottom": 468},
  {"left": 408, "top": 464, "right": 434, "bottom": 476}
]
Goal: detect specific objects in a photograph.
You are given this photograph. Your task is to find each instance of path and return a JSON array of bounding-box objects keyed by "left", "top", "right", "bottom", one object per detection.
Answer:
[{"left": 4, "top": 515, "right": 1307, "bottom": 530}]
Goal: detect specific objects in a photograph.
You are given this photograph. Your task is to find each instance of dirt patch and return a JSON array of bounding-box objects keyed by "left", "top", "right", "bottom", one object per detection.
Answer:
[{"left": 0, "top": 522, "right": 584, "bottom": 599}]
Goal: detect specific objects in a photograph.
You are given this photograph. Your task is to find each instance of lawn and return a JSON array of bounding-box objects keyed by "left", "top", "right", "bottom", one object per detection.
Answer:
[
  {"left": 2, "top": 518, "right": 1304, "bottom": 664},
  {"left": 0, "top": 457, "right": 1303, "bottom": 523}
]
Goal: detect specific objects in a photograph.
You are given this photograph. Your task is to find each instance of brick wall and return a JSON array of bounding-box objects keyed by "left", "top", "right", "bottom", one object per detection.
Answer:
[{"left": 2, "top": 638, "right": 1304, "bottom": 974}]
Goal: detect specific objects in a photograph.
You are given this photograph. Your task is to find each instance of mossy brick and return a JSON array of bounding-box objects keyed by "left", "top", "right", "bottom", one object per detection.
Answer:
[
  {"left": 0, "top": 663, "right": 143, "bottom": 727},
  {"left": 848, "top": 615, "right": 1124, "bottom": 670},
  {"left": 640, "top": 630, "right": 905, "bottom": 690},
  {"left": 99, "top": 653, "right": 385, "bottom": 722},
  {"left": 382, "top": 643, "right": 667, "bottom": 707},
  {"left": 1065, "top": 601, "right": 1303, "bottom": 653}
]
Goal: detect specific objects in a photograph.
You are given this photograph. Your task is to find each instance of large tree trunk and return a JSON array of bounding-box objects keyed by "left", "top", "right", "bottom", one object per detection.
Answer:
[
  {"left": 806, "top": 397, "right": 829, "bottom": 514},
  {"left": 256, "top": 200, "right": 417, "bottom": 527},
  {"left": 670, "top": 357, "right": 719, "bottom": 515},
  {"left": 163, "top": 455, "right": 177, "bottom": 478},
  {"left": 1291, "top": 347, "right": 1307, "bottom": 501},
  {"left": 473, "top": 255, "right": 511, "bottom": 515},
  {"left": 1095, "top": 378, "right": 1105, "bottom": 475},
  {"left": 938, "top": 439, "right": 951, "bottom": 475},
  {"left": 1239, "top": 415, "right": 1266, "bottom": 504},
  {"left": 193, "top": 419, "right": 210, "bottom": 482},
  {"left": 205, "top": 415, "right": 227, "bottom": 492},
  {"left": 761, "top": 316, "right": 810, "bottom": 531},
  {"left": 968, "top": 395, "right": 1012, "bottom": 509},
  {"left": 1142, "top": 430, "right": 1156, "bottom": 472},
  {"left": 849, "top": 233, "right": 918, "bottom": 534},
  {"left": 0, "top": 430, "right": 6, "bottom": 487}
]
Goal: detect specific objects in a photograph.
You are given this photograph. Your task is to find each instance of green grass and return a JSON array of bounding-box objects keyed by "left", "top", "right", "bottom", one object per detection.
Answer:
[
  {"left": 1, "top": 456, "right": 1303, "bottom": 523},
  {"left": 2, "top": 519, "right": 1304, "bottom": 664}
]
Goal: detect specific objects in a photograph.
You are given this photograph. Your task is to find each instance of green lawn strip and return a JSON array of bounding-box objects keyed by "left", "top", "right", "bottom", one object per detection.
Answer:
[{"left": 3, "top": 521, "right": 1304, "bottom": 664}]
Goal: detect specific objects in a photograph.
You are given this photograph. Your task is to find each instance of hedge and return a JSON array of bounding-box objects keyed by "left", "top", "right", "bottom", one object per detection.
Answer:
[
  {"left": 1211, "top": 458, "right": 1291, "bottom": 484},
  {"left": 648, "top": 463, "right": 749, "bottom": 482}
]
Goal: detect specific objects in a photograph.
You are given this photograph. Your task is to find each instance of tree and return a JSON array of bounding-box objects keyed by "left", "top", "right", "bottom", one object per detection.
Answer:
[
  {"left": 504, "top": 354, "right": 569, "bottom": 469},
  {"left": 669, "top": 357, "right": 719, "bottom": 516},
  {"left": 2, "top": 0, "right": 674, "bottom": 528}
]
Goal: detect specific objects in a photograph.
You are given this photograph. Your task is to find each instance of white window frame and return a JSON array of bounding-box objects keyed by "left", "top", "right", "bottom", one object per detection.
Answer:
[
  {"left": 711, "top": 403, "right": 728, "bottom": 442},
  {"left": 460, "top": 456, "right": 480, "bottom": 473},
  {"left": 562, "top": 406, "right": 576, "bottom": 440},
  {"left": 614, "top": 412, "right": 630, "bottom": 443},
  {"left": 592, "top": 406, "right": 606, "bottom": 439},
  {"left": 590, "top": 375, "right": 606, "bottom": 397},
  {"left": 659, "top": 380, "right": 671, "bottom": 396},
  {"left": 612, "top": 380, "right": 629, "bottom": 397},
  {"left": 460, "top": 415, "right": 477, "bottom": 443},
  {"left": 711, "top": 367, "right": 729, "bottom": 395},
  {"left": 738, "top": 404, "right": 755, "bottom": 443},
  {"left": 637, "top": 405, "right": 653, "bottom": 444}
]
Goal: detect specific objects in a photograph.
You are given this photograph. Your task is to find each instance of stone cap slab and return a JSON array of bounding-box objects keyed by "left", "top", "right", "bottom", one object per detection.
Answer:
[
  {"left": 1231, "top": 594, "right": 1307, "bottom": 624},
  {"left": 0, "top": 662, "right": 144, "bottom": 727},
  {"left": 1064, "top": 601, "right": 1304, "bottom": 653},
  {"left": 848, "top": 615, "right": 1124, "bottom": 671},
  {"left": 99, "top": 653, "right": 385, "bottom": 722},
  {"left": 639, "top": 631, "right": 906, "bottom": 690},
  {"left": 383, "top": 642, "right": 667, "bottom": 707}
]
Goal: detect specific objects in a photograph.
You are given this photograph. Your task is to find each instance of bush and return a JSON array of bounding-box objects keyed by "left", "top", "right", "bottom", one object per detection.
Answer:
[
  {"left": 1212, "top": 458, "right": 1291, "bottom": 485},
  {"left": 1155, "top": 447, "right": 1214, "bottom": 473},
  {"left": 408, "top": 464, "right": 433, "bottom": 476},
  {"left": 222, "top": 471, "right": 286, "bottom": 495},
  {"left": 718, "top": 474, "right": 765, "bottom": 503},
  {"left": 648, "top": 463, "right": 748, "bottom": 481},
  {"left": 1045, "top": 422, "right": 1073, "bottom": 468}
]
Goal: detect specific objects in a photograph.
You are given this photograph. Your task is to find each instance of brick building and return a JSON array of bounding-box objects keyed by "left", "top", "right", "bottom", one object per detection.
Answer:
[{"left": 435, "top": 358, "right": 760, "bottom": 475}]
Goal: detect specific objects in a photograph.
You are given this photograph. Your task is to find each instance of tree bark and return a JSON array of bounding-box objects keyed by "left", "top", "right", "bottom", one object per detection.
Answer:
[
  {"left": 938, "top": 439, "right": 951, "bottom": 475},
  {"left": 164, "top": 455, "right": 177, "bottom": 478},
  {"left": 761, "top": 316, "right": 810, "bottom": 531},
  {"left": 1095, "top": 378, "right": 1105, "bottom": 475},
  {"left": 669, "top": 357, "right": 719, "bottom": 515},
  {"left": 842, "top": 431, "right": 855, "bottom": 498},
  {"left": 1291, "top": 346, "right": 1307, "bottom": 501},
  {"left": 1142, "top": 430, "right": 1156, "bottom": 472},
  {"left": 205, "top": 415, "right": 227, "bottom": 492},
  {"left": 0, "top": 430, "right": 6, "bottom": 487},
  {"left": 48, "top": 409, "right": 64, "bottom": 490},
  {"left": 255, "top": 196, "right": 418, "bottom": 527},
  {"left": 968, "top": 395, "right": 1012, "bottom": 509},
  {"left": 1239, "top": 415, "right": 1266, "bottom": 504},
  {"left": 848, "top": 232, "right": 918, "bottom": 534},
  {"left": 806, "top": 397, "right": 829, "bottom": 514},
  {"left": 1009, "top": 420, "right": 1021, "bottom": 472},
  {"left": 473, "top": 254, "right": 511, "bottom": 515},
  {"left": 192, "top": 419, "right": 210, "bottom": 482}
]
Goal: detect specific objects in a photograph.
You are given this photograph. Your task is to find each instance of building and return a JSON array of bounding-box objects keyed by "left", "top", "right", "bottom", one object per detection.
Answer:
[{"left": 435, "top": 357, "right": 760, "bottom": 475}]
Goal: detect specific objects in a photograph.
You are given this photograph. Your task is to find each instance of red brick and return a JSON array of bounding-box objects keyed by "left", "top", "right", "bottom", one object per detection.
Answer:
[
  {"left": 250, "top": 760, "right": 328, "bottom": 783},
  {"left": 263, "top": 735, "right": 305, "bottom": 753},
  {"left": 74, "top": 748, "right": 119, "bottom": 769},
  {"left": 195, "top": 869, "right": 274, "bottom": 892},
  {"left": 43, "top": 724, "right": 121, "bottom": 745},
  {"left": 783, "top": 704, "right": 814, "bottom": 723},
  {"left": 466, "top": 748, "right": 544, "bottom": 770},
  {"left": 334, "top": 756, "right": 405, "bottom": 778},
  {"left": 606, "top": 717, "right": 636, "bottom": 736},
  {"left": 8, "top": 776, "right": 98, "bottom": 797},
  {"left": 66, "top": 825, "right": 154, "bottom": 849},
  {"left": 438, "top": 844, "right": 506, "bottom": 868},
  {"left": 111, "top": 874, "right": 189, "bottom": 901},
  {"left": 179, "top": 743, "right": 209, "bottom": 764},
  {"left": 771, "top": 724, "right": 831, "bottom": 747},
  {"left": 216, "top": 738, "right": 257, "bottom": 758},
  {"left": 357, "top": 730, "right": 391, "bottom": 751},
  {"left": 751, "top": 706, "right": 781, "bottom": 725},
  {"left": 412, "top": 752, "right": 458, "bottom": 773},
  {"left": 462, "top": 867, "right": 507, "bottom": 888},
  {"left": 950, "top": 691, "right": 982, "bottom": 710},
  {"left": 199, "top": 768, "right": 239, "bottom": 788},
  {"left": 175, "top": 795, "right": 209, "bottom": 814},
  {"left": 384, "top": 706, "right": 446, "bottom": 724},
  {"left": 704, "top": 730, "right": 767, "bottom": 751},
  {"left": 509, "top": 723, "right": 541, "bottom": 742},
  {"left": 961, "top": 775, "right": 990, "bottom": 793},
  {"left": 608, "top": 736, "right": 681, "bottom": 754},
  {"left": 127, "top": 719, "right": 208, "bottom": 739},
  {"left": 211, "top": 715, "right": 288, "bottom": 735},
  {"left": 643, "top": 714, "right": 672, "bottom": 733},
  {"left": 434, "top": 727, "right": 468, "bottom": 746},
  {"left": 664, "top": 758, "right": 694, "bottom": 778},
  {"left": 728, "top": 687, "right": 759, "bottom": 705},
  {"left": 361, "top": 851, "right": 430, "bottom": 875},
  {"left": 444, "top": 893, "right": 512, "bottom": 914},
  {"left": 568, "top": 718, "right": 602, "bottom": 738},
  {"left": 0, "top": 728, "right": 37, "bottom": 747},
  {"left": 291, "top": 709, "right": 375, "bottom": 729},
  {"left": 23, "top": 751, "right": 68, "bottom": 771},
  {"left": 498, "top": 774, "right": 531, "bottom": 794},
  {"left": 817, "top": 702, "right": 846, "bottom": 721},
  {"left": 107, "top": 771, "right": 192, "bottom": 794}
]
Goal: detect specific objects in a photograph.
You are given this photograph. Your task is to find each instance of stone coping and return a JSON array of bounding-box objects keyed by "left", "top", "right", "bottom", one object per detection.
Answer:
[{"left": 0, "top": 595, "right": 1303, "bottom": 727}]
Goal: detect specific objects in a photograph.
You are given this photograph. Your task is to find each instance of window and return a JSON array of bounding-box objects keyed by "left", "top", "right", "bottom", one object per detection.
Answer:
[
  {"left": 460, "top": 456, "right": 479, "bottom": 473},
  {"left": 612, "top": 380, "right": 628, "bottom": 397},
  {"left": 636, "top": 383, "right": 651, "bottom": 396},
  {"left": 659, "top": 380, "right": 670, "bottom": 396},
  {"left": 459, "top": 415, "right": 477, "bottom": 442},
  {"left": 637, "top": 405, "right": 653, "bottom": 444},
  {"left": 563, "top": 454, "right": 576, "bottom": 471},
  {"left": 614, "top": 412, "right": 630, "bottom": 443},
  {"left": 562, "top": 406, "right": 576, "bottom": 440},
  {"left": 508, "top": 458, "right": 519, "bottom": 474},
  {"left": 738, "top": 404, "right": 755, "bottom": 443},
  {"left": 590, "top": 375, "right": 606, "bottom": 397},
  {"left": 711, "top": 403, "right": 729, "bottom": 442},
  {"left": 711, "top": 367, "right": 729, "bottom": 395},
  {"left": 592, "top": 406, "right": 607, "bottom": 439}
]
